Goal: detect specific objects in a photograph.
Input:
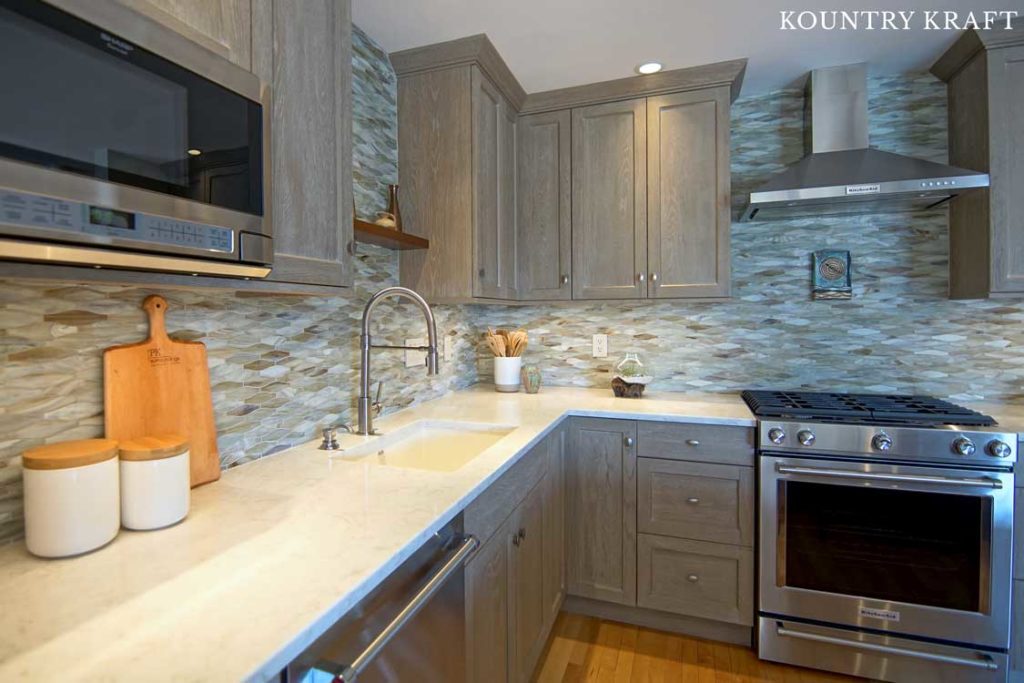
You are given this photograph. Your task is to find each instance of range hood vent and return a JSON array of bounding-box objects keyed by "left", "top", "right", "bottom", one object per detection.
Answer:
[{"left": 739, "top": 63, "right": 989, "bottom": 222}]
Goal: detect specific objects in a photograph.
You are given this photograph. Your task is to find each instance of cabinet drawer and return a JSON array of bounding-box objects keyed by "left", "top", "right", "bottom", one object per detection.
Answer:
[
  {"left": 637, "top": 422, "right": 754, "bottom": 466},
  {"left": 638, "top": 458, "right": 753, "bottom": 546},
  {"left": 637, "top": 534, "right": 753, "bottom": 626},
  {"left": 465, "top": 439, "right": 547, "bottom": 545}
]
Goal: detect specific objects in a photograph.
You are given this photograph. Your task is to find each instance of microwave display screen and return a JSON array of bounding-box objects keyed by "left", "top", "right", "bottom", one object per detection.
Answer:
[
  {"left": 0, "top": 0, "right": 263, "bottom": 217},
  {"left": 88, "top": 206, "right": 134, "bottom": 231}
]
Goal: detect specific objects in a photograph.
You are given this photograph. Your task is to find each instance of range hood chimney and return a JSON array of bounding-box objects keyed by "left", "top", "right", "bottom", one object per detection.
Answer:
[{"left": 740, "top": 63, "right": 989, "bottom": 222}]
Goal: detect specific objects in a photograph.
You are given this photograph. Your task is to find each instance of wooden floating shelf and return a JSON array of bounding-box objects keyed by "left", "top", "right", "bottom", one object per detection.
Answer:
[{"left": 353, "top": 218, "right": 429, "bottom": 250}]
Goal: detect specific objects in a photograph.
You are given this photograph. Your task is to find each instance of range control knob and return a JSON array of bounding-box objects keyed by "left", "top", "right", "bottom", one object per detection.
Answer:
[
  {"left": 952, "top": 437, "right": 977, "bottom": 457},
  {"left": 871, "top": 433, "right": 893, "bottom": 452},
  {"left": 797, "top": 430, "right": 816, "bottom": 446},
  {"left": 987, "top": 440, "right": 1012, "bottom": 458},
  {"left": 767, "top": 428, "right": 786, "bottom": 445}
]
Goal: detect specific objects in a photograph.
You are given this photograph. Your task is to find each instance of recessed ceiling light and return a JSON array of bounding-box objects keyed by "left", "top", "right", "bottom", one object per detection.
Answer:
[
  {"left": 636, "top": 62, "right": 663, "bottom": 75},
  {"left": 187, "top": 148, "right": 202, "bottom": 156}
]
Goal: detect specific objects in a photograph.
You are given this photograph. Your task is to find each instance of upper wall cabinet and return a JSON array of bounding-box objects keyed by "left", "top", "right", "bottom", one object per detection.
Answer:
[
  {"left": 252, "top": 0, "right": 354, "bottom": 288},
  {"left": 392, "top": 36, "right": 526, "bottom": 303},
  {"left": 647, "top": 88, "right": 731, "bottom": 298},
  {"left": 572, "top": 98, "right": 648, "bottom": 300},
  {"left": 933, "top": 22, "right": 1024, "bottom": 299},
  {"left": 516, "top": 111, "right": 572, "bottom": 300},
  {"left": 116, "top": 0, "right": 253, "bottom": 70}
]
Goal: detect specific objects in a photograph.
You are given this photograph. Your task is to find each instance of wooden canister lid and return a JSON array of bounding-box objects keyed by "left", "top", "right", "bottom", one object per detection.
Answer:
[
  {"left": 23, "top": 438, "right": 119, "bottom": 470},
  {"left": 119, "top": 434, "right": 189, "bottom": 462}
]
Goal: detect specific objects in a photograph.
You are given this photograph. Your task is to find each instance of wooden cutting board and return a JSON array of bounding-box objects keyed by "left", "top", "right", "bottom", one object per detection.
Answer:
[{"left": 104, "top": 295, "right": 220, "bottom": 487}]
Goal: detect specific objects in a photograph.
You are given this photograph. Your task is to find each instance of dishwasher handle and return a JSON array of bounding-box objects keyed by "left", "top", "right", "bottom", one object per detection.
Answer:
[{"left": 322, "top": 534, "right": 478, "bottom": 683}]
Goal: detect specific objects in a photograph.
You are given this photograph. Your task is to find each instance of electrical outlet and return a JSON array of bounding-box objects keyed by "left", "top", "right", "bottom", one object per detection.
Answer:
[
  {"left": 444, "top": 335, "right": 454, "bottom": 361},
  {"left": 405, "top": 338, "right": 426, "bottom": 368},
  {"left": 592, "top": 334, "right": 608, "bottom": 358}
]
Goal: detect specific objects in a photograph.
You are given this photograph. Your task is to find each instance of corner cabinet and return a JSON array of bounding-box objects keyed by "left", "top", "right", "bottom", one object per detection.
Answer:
[
  {"left": 933, "top": 23, "right": 1024, "bottom": 298},
  {"left": 252, "top": 0, "right": 354, "bottom": 288}
]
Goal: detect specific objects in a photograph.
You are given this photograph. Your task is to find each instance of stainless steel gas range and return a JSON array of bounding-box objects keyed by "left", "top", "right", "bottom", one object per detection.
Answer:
[{"left": 743, "top": 390, "right": 1017, "bottom": 683}]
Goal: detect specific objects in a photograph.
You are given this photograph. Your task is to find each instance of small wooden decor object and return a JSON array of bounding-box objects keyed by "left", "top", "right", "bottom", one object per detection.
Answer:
[{"left": 103, "top": 296, "right": 220, "bottom": 487}]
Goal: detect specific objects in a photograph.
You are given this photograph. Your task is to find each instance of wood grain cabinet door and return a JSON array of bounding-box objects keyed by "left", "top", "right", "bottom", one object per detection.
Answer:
[
  {"left": 541, "top": 429, "right": 566, "bottom": 626},
  {"left": 637, "top": 458, "right": 754, "bottom": 546},
  {"left": 565, "top": 418, "right": 638, "bottom": 605},
  {"left": 989, "top": 45, "right": 1024, "bottom": 295},
  {"left": 508, "top": 481, "right": 547, "bottom": 683},
  {"left": 252, "top": 0, "right": 353, "bottom": 287},
  {"left": 473, "top": 68, "right": 517, "bottom": 299},
  {"left": 517, "top": 110, "right": 572, "bottom": 300},
  {"left": 571, "top": 99, "right": 647, "bottom": 300},
  {"left": 117, "top": 0, "right": 252, "bottom": 69},
  {"left": 646, "top": 88, "right": 731, "bottom": 298},
  {"left": 466, "top": 516, "right": 510, "bottom": 683}
]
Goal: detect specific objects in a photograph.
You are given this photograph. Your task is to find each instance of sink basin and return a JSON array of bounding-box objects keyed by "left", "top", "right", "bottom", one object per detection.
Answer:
[{"left": 335, "top": 420, "right": 515, "bottom": 472}]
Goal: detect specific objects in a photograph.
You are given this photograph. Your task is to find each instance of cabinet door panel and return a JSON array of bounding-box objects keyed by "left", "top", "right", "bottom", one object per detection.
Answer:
[
  {"left": 542, "top": 430, "right": 566, "bottom": 626},
  {"left": 473, "top": 69, "right": 516, "bottom": 299},
  {"left": 466, "top": 517, "right": 509, "bottom": 683},
  {"left": 990, "top": 46, "right": 1024, "bottom": 294},
  {"left": 647, "top": 88, "right": 730, "bottom": 298},
  {"left": 117, "top": 0, "right": 252, "bottom": 69},
  {"left": 517, "top": 110, "right": 571, "bottom": 300},
  {"left": 252, "top": 0, "right": 353, "bottom": 287},
  {"left": 509, "top": 481, "right": 546, "bottom": 683},
  {"left": 571, "top": 99, "right": 647, "bottom": 300},
  {"left": 566, "top": 418, "right": 637, "bottom": 605}
]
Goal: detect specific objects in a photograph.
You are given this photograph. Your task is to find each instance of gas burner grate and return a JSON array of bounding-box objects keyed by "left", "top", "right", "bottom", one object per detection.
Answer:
[{"left": 741, "top": 390, "right": 996, "bottom": 427}]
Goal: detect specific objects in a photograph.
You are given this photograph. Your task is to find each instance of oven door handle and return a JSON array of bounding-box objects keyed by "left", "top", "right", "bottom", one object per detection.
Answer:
[
  {"left": 776, "top": 624, "right": 1000, "bottom": 670},
  {"left": 775, "top": 464, "right": 1004, "bottom": 489}
]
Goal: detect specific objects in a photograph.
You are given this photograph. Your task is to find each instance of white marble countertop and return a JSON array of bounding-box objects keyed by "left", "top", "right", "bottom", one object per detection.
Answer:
[{"left": 0, "top": 385, "right": 755, "bottom": 682}]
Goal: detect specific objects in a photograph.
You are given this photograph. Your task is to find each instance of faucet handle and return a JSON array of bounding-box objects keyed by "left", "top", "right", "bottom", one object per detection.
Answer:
[
  {"left": 373, "top": 381, "right": 384, "bottom": 416},
  {"left": 319, "top": 423, "right": 351, "bottom": 450}
]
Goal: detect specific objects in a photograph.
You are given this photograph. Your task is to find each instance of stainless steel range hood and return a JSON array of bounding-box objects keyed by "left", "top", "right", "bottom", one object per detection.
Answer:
[{"left": 739, "top": 63, "right": 989, "bottom": 222}]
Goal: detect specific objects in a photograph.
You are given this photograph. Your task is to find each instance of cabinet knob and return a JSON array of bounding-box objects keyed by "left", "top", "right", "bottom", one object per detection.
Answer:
[
  {"left": 650, "top": 273, "right": 659, "bottom": 283},
  {"left": 560, "top": 275, "right": 570, "bottom": 285},
  {"left": 637, "top": 272, "right": 645, "bottom": 283},
  {"left": 624, "top": 436, "right": 634, "bottom": 447},
  {"left": 686, "top": 439, "right": 700, "bottom": 447},
  {"left": 686, "top": 497, "right": 700, "bottom": 505},
  {"left": 687, "top": 574, "right": 700, "bottom": 583}
]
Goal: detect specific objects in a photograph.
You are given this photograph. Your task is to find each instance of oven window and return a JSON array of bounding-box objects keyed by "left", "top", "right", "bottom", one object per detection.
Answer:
[
  {"left": 0, "top": 0, "right": 262, "bottom": 216},
  {"left": 783, "top": 481, "right": 988, "bottom": 612}
]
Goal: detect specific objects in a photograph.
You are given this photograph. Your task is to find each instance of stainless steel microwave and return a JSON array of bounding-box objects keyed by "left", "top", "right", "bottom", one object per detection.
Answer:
[{"left": 0, "top": 0, "right": 272, "bottom": 278}]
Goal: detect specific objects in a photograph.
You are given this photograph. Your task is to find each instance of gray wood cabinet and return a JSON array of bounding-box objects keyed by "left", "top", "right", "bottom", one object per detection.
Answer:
[
  {"left": 464, "top": 430, "right": 564, "bottom": 683},
  {"left": 571, "top": 98, "right": 648, "bottom": 300},
  {"left": 933, "top": 26, "right": 1024, "bottom": 298},
  {"left": 252, "top": 0, "right": 353, "bottom": 287},
  {"left": 1013, "top": 580, "right": 1023, "bottom": 680},
  {"left": 565, "top": 418, "right": 638, "bottom": 605},
  {"left": 636, "top": 534, "right": 754, "bottom": 626},
  {"left": 516, "top": 110, "right": 572, "bottom": 300},
  {"left": 116, "top": 0, "right": 252, "bottom": 69},
  {"left": 397, "top": 65, "right": 517, "bottom": 302},
  {"left": 646, "top": 88, "right": 731, "bottom": 298},
  {"left": 637, "top": 458, "right": 754, "bottom": 547},
  {"left": 466, "top": 515, "right": 510, "bottom": 683},
  {"left": 472, "top": 70, "right": 517, "bottom": 299}
]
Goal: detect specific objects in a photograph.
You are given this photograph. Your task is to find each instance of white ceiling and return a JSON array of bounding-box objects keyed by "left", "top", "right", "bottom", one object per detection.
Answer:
[{"left": 352, "top": 0, "right": 1020, "bottom": 95}]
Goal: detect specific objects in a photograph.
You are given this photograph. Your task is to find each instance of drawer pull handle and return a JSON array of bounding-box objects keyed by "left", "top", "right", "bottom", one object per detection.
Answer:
[
  {"left": 687, "top": 574, "right": 699, "bottom": 583},
  {"left": 686, "top": 439, "right": 701, "bottom": 447},
  {"left": 686, "top": 497, "right": 700, "bottom": 505}
]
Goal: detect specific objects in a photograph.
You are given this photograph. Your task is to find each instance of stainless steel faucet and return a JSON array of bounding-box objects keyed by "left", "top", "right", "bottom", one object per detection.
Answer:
[{"left": 358, "top": 286, "right": 439, "bottom": 435}]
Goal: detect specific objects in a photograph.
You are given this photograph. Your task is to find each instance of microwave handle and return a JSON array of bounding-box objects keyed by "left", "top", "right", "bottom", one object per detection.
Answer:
[
  {"left": 319, "top": 534, "right": 478, "bottom": 683},
  {"left": 775, "top": 624, "right": 999, "bottom": 671},
  {"left": 775, "top": 464, "right": 1003, "bottom": 489}
]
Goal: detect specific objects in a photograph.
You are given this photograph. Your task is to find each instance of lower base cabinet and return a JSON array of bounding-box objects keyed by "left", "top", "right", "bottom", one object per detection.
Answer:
[
  {"left": 1012, "top": 580, "right": 1023, "bottom": 681},
  {"left": 466, "top": 431, "right": 565, "bottom": 683}
]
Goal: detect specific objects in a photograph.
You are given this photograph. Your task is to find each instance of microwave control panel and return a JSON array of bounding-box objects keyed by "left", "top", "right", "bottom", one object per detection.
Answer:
[{"left": 0, "top": 189, "right": 234, "bottom": 253}]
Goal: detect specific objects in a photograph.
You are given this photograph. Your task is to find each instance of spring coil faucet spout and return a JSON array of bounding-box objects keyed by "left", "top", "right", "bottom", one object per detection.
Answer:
[{"left": 358, "top": 287, "right": 439, "bottom": 435}]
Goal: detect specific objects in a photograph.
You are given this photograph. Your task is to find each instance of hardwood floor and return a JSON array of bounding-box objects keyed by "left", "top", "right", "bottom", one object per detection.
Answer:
[{"left": 533, "top": 612, "right": 865, "bottom": 682}]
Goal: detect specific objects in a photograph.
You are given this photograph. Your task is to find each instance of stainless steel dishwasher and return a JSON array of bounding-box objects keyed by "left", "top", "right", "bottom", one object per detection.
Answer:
[{"left": 284, "top": 515, "right": 477, "bottom": 683}]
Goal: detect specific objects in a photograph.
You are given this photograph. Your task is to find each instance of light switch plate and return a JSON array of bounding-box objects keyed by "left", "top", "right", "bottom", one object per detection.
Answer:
[
  {"left": 405, "top": 338, "right": 426, "bottom": 368},
  {"left": 592, "top": 334, "right": 608, "bottom": 358}
]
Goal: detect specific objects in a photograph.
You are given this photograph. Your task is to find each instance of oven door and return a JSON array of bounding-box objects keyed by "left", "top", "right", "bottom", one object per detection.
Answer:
[{"left": 760, "top": 454, "right": 1014, "bottom": 649}]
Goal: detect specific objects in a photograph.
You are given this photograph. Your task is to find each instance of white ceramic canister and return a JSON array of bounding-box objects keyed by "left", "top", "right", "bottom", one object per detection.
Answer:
[
  {"left": 22, "top": 438, "right": 121, "bottom": 558},
  {"left": 119, "top": 434, "right": 190, "bottom": 531},
  {"left": 493, "top": 356, "right": 523, "bottom": 393}
]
